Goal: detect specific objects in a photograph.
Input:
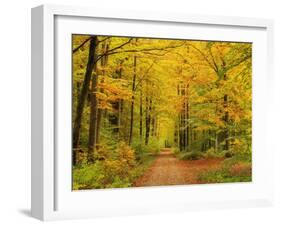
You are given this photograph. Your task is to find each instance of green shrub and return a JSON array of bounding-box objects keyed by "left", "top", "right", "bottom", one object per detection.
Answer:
[
  {"left": 147, "top": 137, "right": 161, "bottom": 154},
  {"left": 223, "top": 151, "right": 252, "bottom": 166},
  {"left": 198, "top": 167, "right": 251, "bottom": 183},
  {"left": 129, "top": 155, "right": 155, "bottom": 182},
  {"left": 198, "top": 158, "right": 252, "bottom": 183},
  {"left": 73, "top": 141, "right": 158, "bottom": 190},
  {"left": 132, "top": 137, "right": 160, "bottom": 163},
  {"left": 224, "top": 151, "right": 234, "bottom": 158},
  {"left": 185, "top": 138, "right": 208, "bottom": 152},
  {"left": 203, "top": 148, "right": 223, "bottom": 159},
  {"left": 73, "top": 161, "right": 106, "bottom": 189},
  {"left": 179, "top": 151, "right": 204, "bottom": 160},
  {"left": 94, "top": 145, "right": 110, "bottom": 161},
  {"left": 132, "top": 141, "right": 149, "bottom": 161},
  {"left": 171, "top": 147, "right": 180, "bottom": 155},
  {"left": 73, "top": 142, "right": 137, "bottom": 189},
  {"left": 106, "top": 176, "right": 131, "bottom": 188}
]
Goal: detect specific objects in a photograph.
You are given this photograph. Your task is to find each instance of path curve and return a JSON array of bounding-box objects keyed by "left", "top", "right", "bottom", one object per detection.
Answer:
[{"left": 133, "top": 148, "right": 223, "bottom": 187}]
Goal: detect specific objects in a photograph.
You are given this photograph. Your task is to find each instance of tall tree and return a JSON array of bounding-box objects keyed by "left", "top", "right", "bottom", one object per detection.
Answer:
[
  {"left": 129, "top": 53, "right": 137, "bottom": 145},
  {"left": 96, "top": 41, "right": 110, "bottom": 146},
  {"left": 145, "top": 97, "right": 152, "bottom": 145},
  {"left": 87, "top": 38, "right": 101, "bottom": 163},
  {"left": 73, "top": 36, "right": 98, "bottom": 165},
  {"left": 139, "top": 80, "right": 143, "bottom": 144}
]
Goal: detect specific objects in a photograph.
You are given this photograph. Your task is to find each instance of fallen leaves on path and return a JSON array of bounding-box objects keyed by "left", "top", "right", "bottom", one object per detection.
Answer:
[{"left": 133, "top": 149, "right": 223, "bottom": 187}]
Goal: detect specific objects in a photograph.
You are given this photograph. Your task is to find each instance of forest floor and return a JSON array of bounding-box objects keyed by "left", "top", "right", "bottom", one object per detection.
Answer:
[{"left": 133, "top": 148, "right": 224, "bottom": 187}]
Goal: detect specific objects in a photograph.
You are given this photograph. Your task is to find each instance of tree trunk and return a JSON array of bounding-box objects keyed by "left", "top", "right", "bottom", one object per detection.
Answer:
[
  {"left": 145, "top": 97, "right": 152, "bottom": 145},
  {"left": 151, "top": 116, "right": 155, "bottom": 137},
  {"left": 73, "top": 36, "right": 98, "bottom": 165},
  {"left": 88, "top": 38, "right": 101, "bottom": 163},
  {"left": 223, "top": 73, "right": 230, "bottom": 151},
  {"left": 180, "top": 84, "right": 186, "bottom": 151},
  {"left": 96, "top": 42, "right": 109, "bottom": 148},
  {"left": 129, "top": 55, "right": 137, "bottom": 145},
  {"left": 224, "top": 94, "right": 230, "bottom": 150},
  {"left": 177, "top": 84, "right": 183, "bottom": 151},
  {"left": 208, "top": 130, "right": 212, "bottom": 149},
  {"left": 215, "top": 132, "right": 218, "bottom": 152},
  {"left": 183, "top": 85, "right": 187, "bottom": 150},
  {"left": 117, "top": 64, "right": 123, "bottom": 139},
  {"left": 153, "top": 115, "right": 158, "bottom": 137},
  {"left": 139, "top": 81, "right": 143, "bottom": 143},
  {"left": 185, "top": 84, "right": 190, "bottom": 148},
  {"left": 157, "top": 119, "right": 160, "bottom": 139}
]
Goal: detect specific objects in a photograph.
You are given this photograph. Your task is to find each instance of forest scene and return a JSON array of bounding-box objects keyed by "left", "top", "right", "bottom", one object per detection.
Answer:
[{"left": 72, "top": 34, "right": 252, "bottom": 190}]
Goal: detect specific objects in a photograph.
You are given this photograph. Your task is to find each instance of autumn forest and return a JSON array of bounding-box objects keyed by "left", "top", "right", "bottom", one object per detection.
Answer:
[{"left": 72, "top": 35, "right": 252, "bottom": 190}]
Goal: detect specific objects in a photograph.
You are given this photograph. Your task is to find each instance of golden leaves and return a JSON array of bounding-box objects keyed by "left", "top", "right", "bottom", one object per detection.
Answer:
[{"left": 72, "top": 34, "right": 252, "bottom": 145}]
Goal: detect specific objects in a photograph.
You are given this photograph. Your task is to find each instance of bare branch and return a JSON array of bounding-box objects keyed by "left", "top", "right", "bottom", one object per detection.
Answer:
[
  {"left": 225, "top": 52, "right": 251, "bottom": 72},
  {"left": 98, "top": 37, "right": 111, "bottom": 43},
  {"left": 188, "top": 43, "right": 217, "bottom": 72},
  {"left": 208, "top": 45, "right": 219, "bottom": 72},
  {"left": 96, "top": 43, "right": 185, "bottom": 62},
  {"left": 134, "top": 61, "right": 156, "bottom": 91},
  {"left": 106, "top": 38, "right": 134, "bottom": 54},
  {"left": 72, "top": 37, "right": 91, "bottom": 54}
]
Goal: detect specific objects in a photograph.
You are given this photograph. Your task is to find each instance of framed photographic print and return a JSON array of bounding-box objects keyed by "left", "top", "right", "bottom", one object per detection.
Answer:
[{"left": 31, "top": 4, "right": 274, "bottom": 221}]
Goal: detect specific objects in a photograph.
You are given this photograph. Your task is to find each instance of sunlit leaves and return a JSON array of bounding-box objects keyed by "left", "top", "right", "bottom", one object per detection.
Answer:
[{"left": 73, "top": 35, "right": 252, "bottom": 152}]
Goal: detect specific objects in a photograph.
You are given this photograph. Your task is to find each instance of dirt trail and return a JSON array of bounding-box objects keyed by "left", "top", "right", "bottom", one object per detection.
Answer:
[{"left": 133, "top": 148, "right": 223, "bottom": 187}]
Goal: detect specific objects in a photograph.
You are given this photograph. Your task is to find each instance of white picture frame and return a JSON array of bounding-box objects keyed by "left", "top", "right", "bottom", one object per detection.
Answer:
[{"left": 31, "top": 4, "right": 274, "bottom": 221}]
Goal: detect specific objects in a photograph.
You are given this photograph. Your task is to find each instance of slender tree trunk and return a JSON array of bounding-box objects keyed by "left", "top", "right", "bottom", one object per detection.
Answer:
[
  {"left": 154, "top": 116, "right": 157, "bottom": 137},
  {"left": 189, "top": 128, "right": 192, "bottom": 147},
  {"left": 73, "top": 36, "right": 98, "bottom": 165},
  {"left": 179, "top": 114, "right": 183, "bottom": 150},
  {"left": 151, "top": 115, "right": 155, "bottom": 137},
  {"left": 185, "top": 84, "right": 190, "bottom": 148},
  {"left": 177, "top": 118, "right": 180, "bottom": 148},
  {"left": 201, "top": 130, "right": 205, "bottom": 151},
  {"left": 88, "top": 38, "right": 101, "bottom": 163},
  {"left": 96, "top": 42, "right": 109, "bottom": 148},
  {"left": 208, "top": 130, "right": 212, "bottom": 149},
  {"left": 139, "top": 81, "right": 143, "bottom": 143},
  {"left": 183, "top": 85, "right": 187, "bottom": 150},
  {"left": 186, "top": 102, "right": 190, "bottom": 147},
  {"left": 145, "top": 96, "right": 149, "bottom": 145},
  {"left": 177, "top": 84, "right": 181, "bottom": 150},
  {"left": 178, "top": 84, "right": 183, "bottom": 151},
  {"left": 76, "top": 82, "right": 81, "bottom": 99},
  {"left": 224, "top": 94, "right": 230, "bottom": 150},
  {"left": 88, "top": 78, "right": 98, "bottom": 163},
  {"left": 157, "top": 119, "right": 160, "bottom": 139},
  {"left": 117, "top": 65, "right": 123, "bottom": 139},
  {"left": 223, "top": 73, "right": 230, "bottom": 151},
  {"left": 145, "top": 97, "right": 152, "bottom": 145},
  {"left": 181, "top": 84, "right": 186, "bottom": 151},
  {"left": 129, "top": 55, "right": 137, "bottom": 145},
  {"left": 215, "top": 132, "right": 218, "bottom": 152}
]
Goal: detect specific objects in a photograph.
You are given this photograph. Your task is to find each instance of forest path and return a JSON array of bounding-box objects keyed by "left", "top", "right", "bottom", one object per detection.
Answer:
[{"left": 133, "top": 148, "right": 223, "bottom": 187}]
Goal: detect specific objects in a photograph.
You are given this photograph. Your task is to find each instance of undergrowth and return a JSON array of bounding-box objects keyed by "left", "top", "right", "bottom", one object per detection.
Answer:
[
  {"left": 198, "top": 154, "right": 252, "bottom": 183},
  {"left": 73, "top": 142, "right": 156, "bottom": 190},
  {"left": 174, "top": 147, "right": 252, "bottom": 184}
]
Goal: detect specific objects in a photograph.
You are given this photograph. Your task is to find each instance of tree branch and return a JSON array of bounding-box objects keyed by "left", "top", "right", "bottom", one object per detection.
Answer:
[
  {"left": 134, "top": 61, "right": 156, "bottom": 91},
  {"left": 96, "top": 43, "right": 185, "bottom": 62},
  {"left": 107, "top": 38, "right": 134, "bottom": 54},
  {"left": 188, "top": 43, "right": 217, "bottom": 72},
  {"left": 208, "top": 46, "right": 219, "bottom": 72},
  {"left": 98, "top": 37, "right": 111, "bottom": 43},
  {"left": 225, "top": 52, "right": 251, "bottom": 72},
  {"left": 72, "top": 37, "right": 91, "bottom": 54}
]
